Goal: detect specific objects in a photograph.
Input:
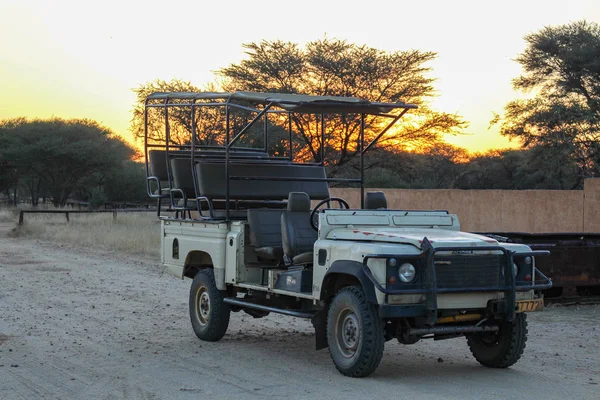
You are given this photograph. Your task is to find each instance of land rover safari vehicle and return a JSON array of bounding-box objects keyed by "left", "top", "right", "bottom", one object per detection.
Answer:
[{"left": 144, "top": 91, "right": 552, "bottom": 377}]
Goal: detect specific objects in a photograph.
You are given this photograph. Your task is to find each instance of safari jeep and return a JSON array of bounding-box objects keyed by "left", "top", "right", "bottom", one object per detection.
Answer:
[{"left": 144, "top": 91, "right": 552, "bottom": 377}]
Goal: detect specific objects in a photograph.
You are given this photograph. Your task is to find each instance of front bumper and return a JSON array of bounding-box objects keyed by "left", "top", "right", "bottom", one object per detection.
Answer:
[{"left": 363, "top": 238, "right": 552, "bottom": 322}]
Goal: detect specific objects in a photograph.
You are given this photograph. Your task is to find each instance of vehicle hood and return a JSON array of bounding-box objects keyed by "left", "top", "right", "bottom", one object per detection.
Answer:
[{"left": 326, "top": 227, "right": 499, "bottom": 249}]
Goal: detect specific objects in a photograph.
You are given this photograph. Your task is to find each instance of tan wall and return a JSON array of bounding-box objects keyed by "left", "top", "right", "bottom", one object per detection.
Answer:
[
  {"left": 330, "top": 178, "right": 600, "bottom": 233},
  {"left": 584, "top": 178, "right": 600, "bottom": 233}
]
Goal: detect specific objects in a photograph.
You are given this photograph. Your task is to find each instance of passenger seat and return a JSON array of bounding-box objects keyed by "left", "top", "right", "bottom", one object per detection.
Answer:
[
  {"left": 247, "top": 209, "right": 285, "bottom": 263},
  {"left": 281, "top": 192, "right": 317, "bottom": 265}
]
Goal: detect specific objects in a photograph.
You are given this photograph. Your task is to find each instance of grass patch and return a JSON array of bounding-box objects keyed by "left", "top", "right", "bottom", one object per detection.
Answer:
[{"left": 17, "top": 212, "right": 161, "bottom": 258}]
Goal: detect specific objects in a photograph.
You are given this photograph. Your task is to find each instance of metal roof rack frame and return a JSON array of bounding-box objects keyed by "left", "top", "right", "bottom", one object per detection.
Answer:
[{"left": 143, "top": 91, "right": 417, "bottom": 221}]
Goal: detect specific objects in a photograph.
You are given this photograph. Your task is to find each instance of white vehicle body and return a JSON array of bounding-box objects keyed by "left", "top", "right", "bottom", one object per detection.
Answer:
[{"left": 162, "top": 209, "right": 539, "bottom": 308}]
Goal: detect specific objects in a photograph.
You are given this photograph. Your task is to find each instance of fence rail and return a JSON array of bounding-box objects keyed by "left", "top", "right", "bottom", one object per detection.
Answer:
[{"left": 18, "top": 209, "right": 161, "bottom": 225}]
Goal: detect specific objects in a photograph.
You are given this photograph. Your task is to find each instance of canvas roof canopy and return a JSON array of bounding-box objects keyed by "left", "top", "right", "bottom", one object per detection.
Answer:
[{"left": 146, "top": 91, "right": 417, "bottom": 114}]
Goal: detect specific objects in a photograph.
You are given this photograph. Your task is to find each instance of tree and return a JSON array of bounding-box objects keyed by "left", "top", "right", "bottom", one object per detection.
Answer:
[
  {"left": 218, "top": 39, "right": 466, "bottom": 168},
  {"left": 0, "top": 118, "right": 139, "bottom": 206},
  {"left": 130, "top": 39, "right": 466, "bottom": 174},
  {"left": 494, "top": 20, "right": 600, "bottom": 188},
  {"left": 453, "top": 147, "right": 579, "bottom": 190},
  {"left": 0, "top": 155, "right": 18, "bottom": 204},
  {"left": 78, "top": 160, "right": 149, "bottom": 205},
  {"left": 362, "top": 144, "right": 468, "bottom": 189}
]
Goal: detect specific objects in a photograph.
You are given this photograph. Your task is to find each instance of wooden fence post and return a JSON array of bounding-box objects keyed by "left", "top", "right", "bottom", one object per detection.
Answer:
[{"left": 19, "top": 211, "right": 24, "bottom": 225}]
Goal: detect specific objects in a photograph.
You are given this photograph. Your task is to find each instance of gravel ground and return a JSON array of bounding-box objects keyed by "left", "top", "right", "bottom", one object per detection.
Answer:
[{"left": 0, "top": 223, "right": 599, "bottom": 400}]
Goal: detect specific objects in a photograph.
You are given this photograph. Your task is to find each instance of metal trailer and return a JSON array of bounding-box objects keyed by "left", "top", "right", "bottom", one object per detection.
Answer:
[{"left": 478, "top": 232, "right": 600, "bottom": 300}]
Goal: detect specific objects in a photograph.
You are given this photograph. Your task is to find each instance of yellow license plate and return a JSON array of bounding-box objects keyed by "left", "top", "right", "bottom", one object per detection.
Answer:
[{"left": 516, "top": 299, "right": 544, "bottom": 313}]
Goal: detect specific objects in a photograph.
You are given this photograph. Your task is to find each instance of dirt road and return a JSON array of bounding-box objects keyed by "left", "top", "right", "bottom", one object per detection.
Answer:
[{"left": 1, "top": 227, "right": 599, "bottom": 399}]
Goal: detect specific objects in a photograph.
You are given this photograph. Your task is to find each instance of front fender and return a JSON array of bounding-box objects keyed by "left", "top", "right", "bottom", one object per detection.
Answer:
[{"left": 321, "top": 260, "right": 378, "bottom": 304}]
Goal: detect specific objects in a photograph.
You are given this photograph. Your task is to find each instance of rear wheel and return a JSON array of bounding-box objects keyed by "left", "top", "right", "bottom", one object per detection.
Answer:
[
  {"left": 189, "top": 269, "right": 230, "bottom": 341},
  {"left": 327, "top": 286, "right": 384, "bottom": 377},
  {"left": 467, "top": 313, "right": 528, "bottom": 368}
]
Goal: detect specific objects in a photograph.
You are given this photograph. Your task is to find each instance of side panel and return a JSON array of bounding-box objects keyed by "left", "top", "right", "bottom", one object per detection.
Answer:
[
  {"left": 162, "top": 220, "right": 229, "bottom": 289},
  {"left": 225, "top": 222, "right": 245, "bottom": 285}
]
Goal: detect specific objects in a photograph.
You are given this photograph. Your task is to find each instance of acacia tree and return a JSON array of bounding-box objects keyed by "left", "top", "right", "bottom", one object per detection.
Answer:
[
  {"left": 218, "top": 39, "right": 466, "bottom": 167},
  {"left": 495, "top": 20, "right": 600, "bottom": 187},
  {"left": 0, "top": 118, "right": 137, "bottom": 206}
]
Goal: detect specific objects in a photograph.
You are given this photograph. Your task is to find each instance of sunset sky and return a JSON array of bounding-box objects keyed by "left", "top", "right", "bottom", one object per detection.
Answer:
[{"left": 1, "top": 0, "right": 599, "bottom": 153}]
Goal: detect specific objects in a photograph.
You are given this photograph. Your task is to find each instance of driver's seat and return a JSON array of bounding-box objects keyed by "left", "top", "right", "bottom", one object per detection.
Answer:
[{"left": 281, "top": 192, "right": 317, "bottom": 266}]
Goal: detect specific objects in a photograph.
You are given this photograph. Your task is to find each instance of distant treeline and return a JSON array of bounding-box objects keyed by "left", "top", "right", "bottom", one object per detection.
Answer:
[
  {"left": 0, "top": 118, "right": 147, "bottom": 207},
  {"left": 358, "top": 144, "right": 584, "bottom": 190},
  {"left": 0, "top": 117, "right": 583, "bottom": 212}
]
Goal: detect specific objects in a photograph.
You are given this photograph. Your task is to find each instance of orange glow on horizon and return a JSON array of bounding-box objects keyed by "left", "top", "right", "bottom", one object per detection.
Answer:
[{"left": 1, "top": 0, "right": 599, "bottom": 155}]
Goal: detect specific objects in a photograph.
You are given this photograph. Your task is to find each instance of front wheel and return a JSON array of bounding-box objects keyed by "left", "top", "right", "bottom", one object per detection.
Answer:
[
  {"left": 327, "top": 286, "right": 384, "bottom": 377},
  {"left": 189, "top": 269, "right": 230, "bottom": 341},
  {"left": 467, "top": 313, "right": 528, "bottom": 368}
]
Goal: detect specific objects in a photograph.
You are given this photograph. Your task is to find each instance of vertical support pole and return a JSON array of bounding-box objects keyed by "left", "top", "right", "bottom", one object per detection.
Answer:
[
  {"left": 264, "top": 108, "right": 268, "bottom": 153},
  {"left": 225, "top": 102, "right": 231, "bottom": 221},
  {"left": 144, "top": 99, "right": 151, "bottom": 197},
  {"left": 191, "top": 99, "right": 200, "bottom": 215},
  {"left": 164, "top": 97, "right": 174, "bottom": 212},
  {"left": 288, "top": 112, "right": 293, "bottom": 161},
  {"left": 320, "top": 114, "right": 325, "bottom": 166},
  {"left": 112, "top": 211, "right": 117, "bottom": 222},
  {"left": 360, "top": 114, "right": 365, "bottom": 209},
  {"left": 65, "top": 212, "right": 70, "bottom": 223},
  {"left": 18, "top": 211, "right": 24, "bottom": 225}
]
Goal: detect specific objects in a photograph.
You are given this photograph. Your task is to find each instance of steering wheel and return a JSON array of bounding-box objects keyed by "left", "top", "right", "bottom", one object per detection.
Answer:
[{"left": 310, "top": 197, "right": 350, "bottom": 231}]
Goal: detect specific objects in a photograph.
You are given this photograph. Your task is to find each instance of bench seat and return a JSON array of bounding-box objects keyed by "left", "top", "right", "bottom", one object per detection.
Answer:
[{"left": 195, "top": 161, "right": 330, "bottom": 201}]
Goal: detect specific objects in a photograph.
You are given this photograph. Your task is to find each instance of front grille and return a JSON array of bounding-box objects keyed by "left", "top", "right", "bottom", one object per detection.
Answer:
[{"left": 434, "top": 254, "right": 504, "bottom": 289}]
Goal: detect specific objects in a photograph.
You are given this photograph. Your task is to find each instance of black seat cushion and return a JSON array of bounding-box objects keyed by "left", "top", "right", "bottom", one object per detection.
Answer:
[
  {"left": 365, "top": 191, "right": 387, "bottom": 209},
  {"left": 248, "top": 209, "right": 285, "bottom": 261},
  {"left": 292, "top": 252, "right": 313, "bottom": 265},
  {"left": 281, "top": 192, "right": 316, "bottom": 264}
]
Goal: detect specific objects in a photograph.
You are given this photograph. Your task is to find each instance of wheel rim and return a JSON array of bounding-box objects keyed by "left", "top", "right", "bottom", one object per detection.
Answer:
[
  {"left": 478, "top": 332, "right": 500, "bottom": 347},
  {"left": 195, "top": 286, "right": 210, "bottom": 326},
  {"left": 335, "top": 308, "right": 361, "bottom": 358},
  {"left": 473, "top": 322, "right": 505, "bottom": 347}
]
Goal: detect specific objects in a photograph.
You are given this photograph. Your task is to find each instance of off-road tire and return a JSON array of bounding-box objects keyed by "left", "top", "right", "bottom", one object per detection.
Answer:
[
  {"left": 327, "top": 286, "right": 384, "bottom": 377},
  {"left": 189, "top": 269, "right": 230, "bottom": 341},
  {"left": 467, "top": 313, "right": 528, "bottom": 368}
]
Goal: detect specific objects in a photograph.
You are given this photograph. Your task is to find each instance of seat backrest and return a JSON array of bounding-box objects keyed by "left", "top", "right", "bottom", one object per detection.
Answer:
[
  {"left": 365, "top": 191, "right": 387, "bottom": 209},
  {"left": 195, "top": 161, "right": 330, "bottom": 201},
  {"left": 247, "top": 209, "right": 284, "bottom": 248},
  {"left": 151, "top": 149, "right": 272, "bottom": 197},
  {"left": 170, "top": 158, "right": 196, "bottom": 198},
  {"left": 148, "top": 150, "right": 169, "bottom": 181},
  {"left": 281, "top": 192, "right": 317, "bottom": 258}
]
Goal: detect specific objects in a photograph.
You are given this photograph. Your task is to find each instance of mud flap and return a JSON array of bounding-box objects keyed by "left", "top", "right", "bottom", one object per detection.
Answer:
[{"left": 312, "top": 309, "right": 328, "bottom": 350}]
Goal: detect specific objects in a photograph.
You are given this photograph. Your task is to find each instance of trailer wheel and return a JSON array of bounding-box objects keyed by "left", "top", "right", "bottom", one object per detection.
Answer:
[
  {"left": 467, "top": 313, "right": 528, "bottom": 368},
  {"left": 327, "top": 286, "right": 384, "bottom": 377},
  {"left": 189, "top": 269, "right": 230, "bottom": 341}
]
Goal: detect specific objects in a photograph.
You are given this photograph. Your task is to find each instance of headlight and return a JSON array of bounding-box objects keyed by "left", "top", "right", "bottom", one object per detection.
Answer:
[
  {"left": 398, "top": 263, "right": 416, "bottom": 283},
  {"left": 512, "top": 262, "right": 519, "bottom": 277}
]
